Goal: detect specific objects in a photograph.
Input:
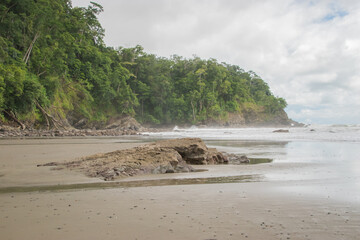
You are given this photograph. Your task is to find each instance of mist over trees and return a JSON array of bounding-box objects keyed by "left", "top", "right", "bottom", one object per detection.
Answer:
[{"left": 0, "top": 0, "right": 287, "bottom": 127}]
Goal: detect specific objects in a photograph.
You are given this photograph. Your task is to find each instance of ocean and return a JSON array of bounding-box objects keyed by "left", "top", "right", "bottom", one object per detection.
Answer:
[{"left": 143, "top": 125, "right": 360, "bottom": 203}]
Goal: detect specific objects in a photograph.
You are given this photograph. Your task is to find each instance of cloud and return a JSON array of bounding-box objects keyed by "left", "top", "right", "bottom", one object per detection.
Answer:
[
  {"left": 72, "top": 0, "right": 360, "bottom": 124},
  {"left": 287, "top": 104, "right": 360, "bottom": 125}
]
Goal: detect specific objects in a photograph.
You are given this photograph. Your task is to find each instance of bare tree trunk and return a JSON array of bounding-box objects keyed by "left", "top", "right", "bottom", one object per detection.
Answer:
[
  {"left": 3, "top": 110, "right": 26, "bottom": 130},
  {"left": 34, "top": 100, "right": 62, "bottom": 130},
  {"left": 37, "top": 104, "right": 50, "bottom": 130},
  {"left": 37, "top": 70, "right": 46, "bottom": 77},
  {"left": 23, "top": 32, "right": 40, "bottom": 65},
  {"left": 199, "top": 100, "right": 203, "bottom": 113},
  {"left": 190, "top": 100, "right": 196, "bottom": 122}
]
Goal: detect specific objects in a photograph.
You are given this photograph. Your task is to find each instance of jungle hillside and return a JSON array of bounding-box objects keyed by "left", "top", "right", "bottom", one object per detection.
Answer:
[{"left": 0, "top": 0, "right": 290, "bottom": 129}]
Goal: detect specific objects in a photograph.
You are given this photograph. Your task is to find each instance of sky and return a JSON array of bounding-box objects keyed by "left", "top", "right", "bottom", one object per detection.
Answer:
[{"left": 72, "top": 0, "right": 360, "bottom": 125}]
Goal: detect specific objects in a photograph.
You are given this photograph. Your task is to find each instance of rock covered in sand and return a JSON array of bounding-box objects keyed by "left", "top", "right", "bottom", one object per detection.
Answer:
[
  {"left": 41, "top": 138, "right": 228, "bottom": 181},
  {"left": 149, "top": 138, "right": 228, "bottom": 165}
]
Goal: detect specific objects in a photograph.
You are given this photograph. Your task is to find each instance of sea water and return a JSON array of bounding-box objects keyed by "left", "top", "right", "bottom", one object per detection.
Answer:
[{"left": 143, "top": 125, "right": 360, "bottom": 203}]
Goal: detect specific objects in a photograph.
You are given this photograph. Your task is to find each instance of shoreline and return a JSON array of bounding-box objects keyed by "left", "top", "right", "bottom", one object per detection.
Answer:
[
  {"left": 0, "top": 122, "right": 304, "bottom": 139},
  {"left": 0, "top": 126, "right": 141, "bottom": 138},
  {"left": 1, "top": 137, "right": 360, "bottom": 240},
  {"left": 0, "top": 137, "right": 303, "bottom": 188}
]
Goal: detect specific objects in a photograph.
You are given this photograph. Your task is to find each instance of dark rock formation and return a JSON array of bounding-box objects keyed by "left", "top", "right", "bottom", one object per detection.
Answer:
[
  {"left": 150, "top": 138, "right": 228, "bottom": 165},
  {"left": 39, "top": 138, "right": 228, "bottom": 181}
]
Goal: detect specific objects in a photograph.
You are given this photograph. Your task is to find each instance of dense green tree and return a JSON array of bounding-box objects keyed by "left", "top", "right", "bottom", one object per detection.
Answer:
[
  {"left": 0, "top": 0, "right": 138, "bottom": 127},
  {"left": 0, "top": 0, "right": 287, "bottom": 128},
  {"left": 118, "top": 47, "right": 287, "bottom": 125}
]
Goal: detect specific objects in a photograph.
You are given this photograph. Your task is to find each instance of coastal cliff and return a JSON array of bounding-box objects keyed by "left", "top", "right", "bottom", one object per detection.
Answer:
[{"left": 203, "top": 105, "right": 297, "bottom": 127}]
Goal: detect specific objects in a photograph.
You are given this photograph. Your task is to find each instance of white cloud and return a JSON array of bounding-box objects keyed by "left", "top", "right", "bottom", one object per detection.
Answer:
[{"left": 72, "top": 0, "right": 360, "bottom": 124}]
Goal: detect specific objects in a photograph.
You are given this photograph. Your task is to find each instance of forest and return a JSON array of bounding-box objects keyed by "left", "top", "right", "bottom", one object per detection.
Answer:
[{"left": 0, "top": 0, "right": 287, "bottom": 128}]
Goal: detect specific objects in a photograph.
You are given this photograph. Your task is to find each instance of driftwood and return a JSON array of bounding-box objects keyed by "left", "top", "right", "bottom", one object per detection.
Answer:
[
  {"left": 34, "top": 100, "right": 63, "bottom": 130},
  {"left": 3, "top": 110, "right": 26, "bottom": 130}
]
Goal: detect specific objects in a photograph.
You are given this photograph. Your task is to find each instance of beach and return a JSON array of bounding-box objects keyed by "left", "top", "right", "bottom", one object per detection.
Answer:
[{"left": 1, "top": 131, "right": 360, "bottom": 240}]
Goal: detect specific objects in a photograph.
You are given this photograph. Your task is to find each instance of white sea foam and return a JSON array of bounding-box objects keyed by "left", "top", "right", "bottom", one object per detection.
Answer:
[{"left": 144, "top": 125, "right": 360, "bottom": 142}]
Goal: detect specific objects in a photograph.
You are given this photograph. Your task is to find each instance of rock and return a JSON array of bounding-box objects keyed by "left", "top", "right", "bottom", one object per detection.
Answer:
[
  {"left": 152, "top": 163, "right": 176, "bottom": 174},
  {"left": 41, "top": 138, "right": 224, "bottom": 180},
  {"left": 207, "top": 148, "right": 228, "bottom": 164},
  {"left": 0, "top": 125, "right": 19, "bottom": 132},
  {"left": 105, "top": 116, "right": 143, "bottom": 131},
  {"left": 202, "top": 107, "right": 299, "bottom": 127},
  {"left": 54, "top": 130, "right": 63, "bottom": 136},
  {"left": 152, "top": 138, "right": 228, "bottom": 165},
  {"left": 273, "top": 129, "right": 289, "bottom": 133},
  {"left": 225, "top": 154, "right": 250, "bottom": 164},
  {"left": 74, "top": 118, "right": 88, "bottom": 129},
  {"left": 239, "top": 155, "right": 250, "bottom": 163},
  {"left": 37, "top": 162, "right": 58, "bottom": 167}
]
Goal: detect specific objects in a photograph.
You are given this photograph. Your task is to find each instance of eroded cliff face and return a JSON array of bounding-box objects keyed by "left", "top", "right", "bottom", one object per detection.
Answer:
[
  {"left": 205, "top": 108, "right": 298, "bottom": 127},
  {"left": 240, "top": 109, "right": 292, "bottom": 126}
]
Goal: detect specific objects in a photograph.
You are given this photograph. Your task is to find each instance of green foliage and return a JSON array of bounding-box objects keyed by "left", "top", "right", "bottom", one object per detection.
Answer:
[
  {"left": 0, "top": 72, "right": 4, "bottom": 110},
  {"left": 0, "top": 62, "right": 48, "bottom": 115},
  {"left": 120, "top": 50, "right": 287, "bottom": 125},
  {"left": 0, "top": 0, "right": 287, "bottom": 126},
  {"left": 0, "top": 0, "right": 137, "bottom": 123}
]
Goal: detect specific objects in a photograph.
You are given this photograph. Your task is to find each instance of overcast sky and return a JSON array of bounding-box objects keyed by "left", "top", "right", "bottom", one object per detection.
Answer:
[{"left": 72, "top": 0, "right": 360, "bottom": 125}]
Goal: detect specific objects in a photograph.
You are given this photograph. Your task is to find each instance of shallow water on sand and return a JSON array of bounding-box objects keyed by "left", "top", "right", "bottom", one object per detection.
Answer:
[
  {"left": 211, "top": 140, "right": 360, "bottom": 203},
  {"left": 0, "top": 174, "right": 261, "bottom": 194},
  {"left": 1, "top": 130, "right": 360, "bottom": 240},
  {"left": 1, "top": 126, "right": 360, "bottom": 203},
  {"left": 145, "top": 126, "right": 360, "bottom": 203}
]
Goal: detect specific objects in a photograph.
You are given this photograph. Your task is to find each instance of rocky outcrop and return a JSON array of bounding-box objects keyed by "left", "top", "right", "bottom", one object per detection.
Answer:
[
  {"left": 39, "top": 138, "right": 228, "bottom": 181},
  {"left": 226, "top": 154, "right": 250, "bottom": 164},
  {"left": 69, "top": 115, "right": 144, "bottom": 131},
  {"left": 105, "top": 116, "right": 143, "bottom": 131},
  {"left": 204, "top": 107, "right": 299, "bottom": 127},
  {"left": 0, "top": 115, "right": 144, "bottom": 138},
  {"left": 150, "top": 138, "right": 228, "bottom": 165},
  {"left": 223, "top": 113, "right": 246, "bottom": 126},
  {"left": 0, "top": 127, "right": 139, "bottom": 138}
]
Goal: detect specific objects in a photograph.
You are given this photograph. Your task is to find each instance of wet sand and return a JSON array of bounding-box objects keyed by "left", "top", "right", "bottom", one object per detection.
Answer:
[
  {"left": 0, "top": 138, "right": 145, "bottom": 187},
  {"left": 1, "top": 138, "right": 360, "bottom": 240}
]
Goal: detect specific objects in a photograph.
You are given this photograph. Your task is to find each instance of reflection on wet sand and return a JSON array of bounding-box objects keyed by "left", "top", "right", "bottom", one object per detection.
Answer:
[
  {"left": 207, "top": 140, "right": 289, "bottom": 148},
  {"left": 0, "top": 174, "right": 262, "bottom": 194},
  {"left": 207, "top": 140, "right": 289, "bottom": 159},
  {"left": 248, "top": 158, "right": 273, "bottom": 164}
]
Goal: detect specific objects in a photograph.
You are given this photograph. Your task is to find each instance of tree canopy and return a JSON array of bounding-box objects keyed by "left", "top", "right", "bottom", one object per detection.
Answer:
[{"left": 0, "top": 0, "right": 287, "bottom": 127}]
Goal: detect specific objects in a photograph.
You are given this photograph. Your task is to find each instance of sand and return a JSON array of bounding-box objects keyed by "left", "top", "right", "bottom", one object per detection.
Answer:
[
  {"left": 1, "top": 137, "right": 360, "bottom": 240},
  {"left": 0, "top": 137, "right": 145, "bottom": 187}
]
